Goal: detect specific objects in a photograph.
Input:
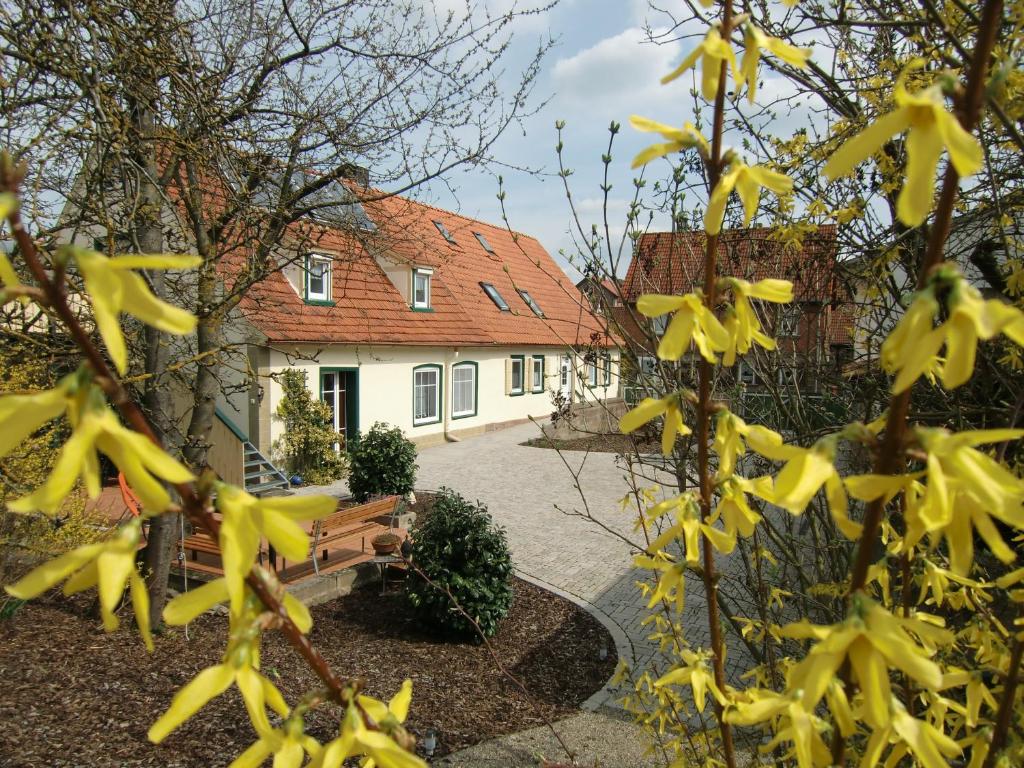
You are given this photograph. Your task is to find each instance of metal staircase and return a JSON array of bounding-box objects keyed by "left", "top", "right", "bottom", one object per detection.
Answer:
[{"left": 243, "top": 440, "right": 290, "bottom": 495}]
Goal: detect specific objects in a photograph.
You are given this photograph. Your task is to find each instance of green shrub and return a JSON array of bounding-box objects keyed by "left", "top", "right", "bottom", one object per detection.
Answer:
[
  {"left": 347, "top": 422, "right": 417, "bottom": 502},
  {"left": 273, "top": 369, "right": 348, "bottom": 486},
  {"left": 405, "top": 488, "right": 513, "bottom": 638}
]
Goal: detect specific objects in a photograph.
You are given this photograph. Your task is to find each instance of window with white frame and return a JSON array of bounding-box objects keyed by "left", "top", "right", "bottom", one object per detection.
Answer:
[
  {"left": 509, "top": 356, "right": 524, "bottom": 394},
  {"left": 602, "top": 353, "right": 612, "bottom": 386},
  {"left": 651, "top": 314, "right": 669, "bottom": 336},
  {"left": 588, "top": 358, "right": 598, "bottom": 386},
  {"left": 531, "top": 356, "right": 544, "bottom": 392},
  {"left": 413, "top": 365, "right": 441, "bottom": 425},
  {"left": 638, "top": 355, "right": 657, "bottom": 375},
  {"left": 778, "top": 366, "right": 798, "bottom": 387},
  {"left": 737, "top": 360, "right": 758, "bottom": 385},
  {"left": 778, "top": 305, "right": 801, "bottom": 337},
  {"left": 452, "top": 363, "right": 476, "bottom": 418},
  {"left": 305, "top": 255, "right": 331, "bottom": 302},
  {"left": 412, "top": 268, "right": 432, "bottom": 309}
]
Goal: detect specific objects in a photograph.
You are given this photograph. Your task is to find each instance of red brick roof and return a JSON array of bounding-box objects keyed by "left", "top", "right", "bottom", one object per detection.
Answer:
[
  {"left": 239, "top": 194, "right": 611, "bottom": 347},
  {"left": 622, "top": 225, "right": 852, "bottom": 345},
  {"left": 623, "top": 226, "right": 840, "bottom": 303}
]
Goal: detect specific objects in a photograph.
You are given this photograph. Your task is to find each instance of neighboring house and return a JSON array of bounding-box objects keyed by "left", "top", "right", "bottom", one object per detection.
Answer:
[
  {"left": 576, "top": 273, "right": 623, "bottom": 312},
  {"left": 616, "top": 225, "right": 851, "bottom": 401},
  {"left": 845, "top": 208, "right": 1024, "bottom": 361},
  {"left": 228, "top": 193, "right": 620, "bottom": 452}
]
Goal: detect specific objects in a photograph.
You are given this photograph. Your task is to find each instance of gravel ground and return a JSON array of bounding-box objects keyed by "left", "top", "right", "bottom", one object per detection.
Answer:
[{"left": 0, "top": 578, "right": 616, "bottom": 766}]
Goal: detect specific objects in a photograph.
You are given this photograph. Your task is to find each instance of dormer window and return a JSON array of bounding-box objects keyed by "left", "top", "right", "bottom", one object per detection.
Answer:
[
  {"left": 480, "top": 281, "right": 509, "bottom": 311},
  {"left": 412, "top": 267, "right": 432, "bottom": 310},
  {"left": 305, "top": 254, "right": 332, "bottom": 303},
  {"left": 433, "top": 220, "right": 456, "bottom": 244},
  {"left": 474, "top": 232, "right": 495, "bottom": 253},
  {"left": 517, "top": 289, "right": 544, "bottom": 317}
]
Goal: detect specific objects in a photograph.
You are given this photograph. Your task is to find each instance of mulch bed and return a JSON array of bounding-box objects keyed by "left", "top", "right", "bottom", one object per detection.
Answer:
[
  {"left": 0, "top": 578, "right": 616, "bottom": 767},
  {"left": 521, "top": 432, "right": 659, "bottom": 454}
]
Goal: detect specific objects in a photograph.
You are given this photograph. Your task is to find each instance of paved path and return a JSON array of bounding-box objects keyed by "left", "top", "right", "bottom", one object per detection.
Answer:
[
  {"left": 414, "top": 421, "right": 758, "bottom": 697},
  {"left": 416, "top": 421, "right": 672, "bottom": 684}
]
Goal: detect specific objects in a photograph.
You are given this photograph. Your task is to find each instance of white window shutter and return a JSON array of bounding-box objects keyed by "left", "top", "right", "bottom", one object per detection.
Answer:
[{"left": 505, "top": 358, "right": 513, "bottom": 395}]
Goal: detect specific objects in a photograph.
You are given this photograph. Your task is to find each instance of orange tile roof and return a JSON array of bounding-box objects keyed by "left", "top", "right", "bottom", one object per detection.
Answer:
[
  {"left": 622, "top": 225, "right": 852, "bottom": 345},
  {"left": 623, "top": 226, "right": 840, "bottom": 303},
  {"left": 239, "top": 194, "right": 612, "bottom": 348}
]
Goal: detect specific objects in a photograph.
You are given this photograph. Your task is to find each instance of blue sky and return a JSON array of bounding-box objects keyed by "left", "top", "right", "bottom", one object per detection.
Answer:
[
  {"left": 417, "top": 0, "right": 821, "bottom": 279},
  {"left": 421, "top": 0, "right": 693, "bottom": 279}
]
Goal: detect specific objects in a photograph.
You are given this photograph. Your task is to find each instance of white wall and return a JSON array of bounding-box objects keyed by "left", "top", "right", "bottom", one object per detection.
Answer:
[{"left": 258, "top": 344, "right": 619, "bottom": 446}]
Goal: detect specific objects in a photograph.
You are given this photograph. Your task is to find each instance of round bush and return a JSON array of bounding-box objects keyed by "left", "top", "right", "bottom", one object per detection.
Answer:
[
  {"left": 406, "top": 489, "right": 513, "bottom": 638},
  {"left": 347, "top": 422, "right": 417, "bottom": 502}
]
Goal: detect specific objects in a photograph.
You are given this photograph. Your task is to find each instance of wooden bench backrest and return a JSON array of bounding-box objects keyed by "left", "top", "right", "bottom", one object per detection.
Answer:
[{"left": 320, "top": 495, "right": 400, "bottom": 532}]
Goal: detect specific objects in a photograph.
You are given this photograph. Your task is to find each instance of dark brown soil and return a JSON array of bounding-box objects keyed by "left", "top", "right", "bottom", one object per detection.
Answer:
[
  {"left": 0, "top": 578, "right": 615, "bottom": 767},
  {"left": 521, "top": 432, "right": 659, "bottom": 454}
]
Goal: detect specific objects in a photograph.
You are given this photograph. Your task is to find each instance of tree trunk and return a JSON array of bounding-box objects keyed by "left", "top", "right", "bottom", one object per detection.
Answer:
[{"left": 133, "top": 96, "right": 177, "bottom": 626}]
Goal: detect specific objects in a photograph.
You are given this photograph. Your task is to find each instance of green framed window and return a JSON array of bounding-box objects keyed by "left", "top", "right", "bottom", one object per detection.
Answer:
[
  {"left": 602, "top": 353, "right": 612, "bottom": 386},
  {"left": 413, "top": 364, "right": 442, "bottom": 426},
  {"left": 531, "top": 355, "right": 545, "bottom": 392},
  {"left": 509, "top": 355, "right": 525, "bottom": 395},
  {"left": 451, "top": 361, "right": 478, "bottom": 419}
]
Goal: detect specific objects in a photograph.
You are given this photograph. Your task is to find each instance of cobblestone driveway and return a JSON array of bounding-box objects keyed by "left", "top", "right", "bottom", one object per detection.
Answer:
[{"left": 416, "top": 420, "right": 737, "bottom": 693}]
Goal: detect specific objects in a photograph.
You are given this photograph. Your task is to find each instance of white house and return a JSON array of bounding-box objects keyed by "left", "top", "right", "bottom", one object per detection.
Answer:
[{"left": 223, "top": 193, "right": 620, "bottom": 455}]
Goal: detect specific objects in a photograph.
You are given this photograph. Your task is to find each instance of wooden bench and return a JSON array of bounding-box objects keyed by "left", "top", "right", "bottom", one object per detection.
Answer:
[
  {"left": 309, "top": 495, "right": 401, "bottom": 574},
  {"left": 178, "top": 532, "right": 228, "bottom": 576}
]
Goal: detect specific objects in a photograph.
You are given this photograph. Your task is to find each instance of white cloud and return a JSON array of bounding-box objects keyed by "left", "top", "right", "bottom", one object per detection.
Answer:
[{"left": 551, "top": 27, "right": 683, "bottom": 115}]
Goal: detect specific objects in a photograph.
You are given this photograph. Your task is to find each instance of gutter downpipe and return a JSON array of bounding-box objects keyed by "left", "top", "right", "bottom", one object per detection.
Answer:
[{"left": 444, "top": 347, "right": 460, "bottom": 442}]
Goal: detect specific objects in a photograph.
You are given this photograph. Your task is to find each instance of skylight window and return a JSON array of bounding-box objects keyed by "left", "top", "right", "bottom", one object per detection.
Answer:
[
  {"left": 480, "top": 282, "right": 509, "bottom": 311},
  {"left": 517, "top": 289, "right": 544, "bottom": 317},
  {"left": 433, "top": 220, "right": 456, "bottom": 244},
  {"left": 474, "top": 232, "right": 495, "bottom": 253}
]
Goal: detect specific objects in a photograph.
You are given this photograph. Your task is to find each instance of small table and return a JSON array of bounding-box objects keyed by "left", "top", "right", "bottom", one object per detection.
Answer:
[{"left": 372, "top": 555, "right": 404, "bottom": 594}]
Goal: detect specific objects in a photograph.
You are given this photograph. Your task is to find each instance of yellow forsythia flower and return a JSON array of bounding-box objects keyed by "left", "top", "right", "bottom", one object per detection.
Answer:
[
  {"left": 0, "top": 192, "right": 29, "bottom": 302},
  {"left": 655, "top": 648, "right": 728, "bottom": 714},
  {"left": 712, "top": 409, "right": 785, "bottom": 479},
  {"left": 739, "top": 25, "right": 811, "bottom": 104},
  {"left": 1, "top": 372, "right": 193, "bottom": 514},
  {"left": 629, "top": 116, "right": 709, "bottom": 168},
  {"left": 721, "top": 277, "right": 794, "bottom": 365},
  {"left": 637, "top": 292, "right": 729, "bottom": 362},
  {"left": 712, "top": 475, "right": 773, "bottom": 538},
  {"left": 634, "top": 551, "right": 687, "bottom": 611},
  {"left": 746, "top": 431, "right": 862, "bottom": 539},
  {"left": 230, "top": 715, "right": 322, "bottom": 768},
  {"left": 645, "top": 493, "right": 736, "bottom": 563},
  {"left": 883, "top": 271, "right": 1024, "bottom": 393},
  {"left": 150, "top": 589, "right": 290, "bottom": 744},
  {"left": 163, "top": 575, "right": 313, "bottom": 633},
  {"left": 725, "top": 689, "right": 831, "bottom": 768},
  {"left": 619, "top": 393, "right": 691, "bottom": 455},
  {"left": 216, "top": 484, "right": 337, "bottom": 614},
  {"left": 909, "top": 427, "right": 1024, "bottom": 574},
  {"left": 6, "top": 519, "right": 153, "bottom": 650},
  {"left": 314, "top": 681, "right": 424, "bottom": 768},
  {"left": 71, "top": 247, "right": 201, "bottom": 374},
  {"left": 705, "top": 160, "right": 794, "bottom": 235},
  {"left": 822, "top": 61, "right": 983, "bottom": 226},
  {"left": 783, "top": 594, "right": 953, "bottom": 730},
  {"left": 661, "top": 26, "right": 738, "bottom": 101},
  {"left": 860, "top": 698, "right": 961, "bottom": 768}
]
